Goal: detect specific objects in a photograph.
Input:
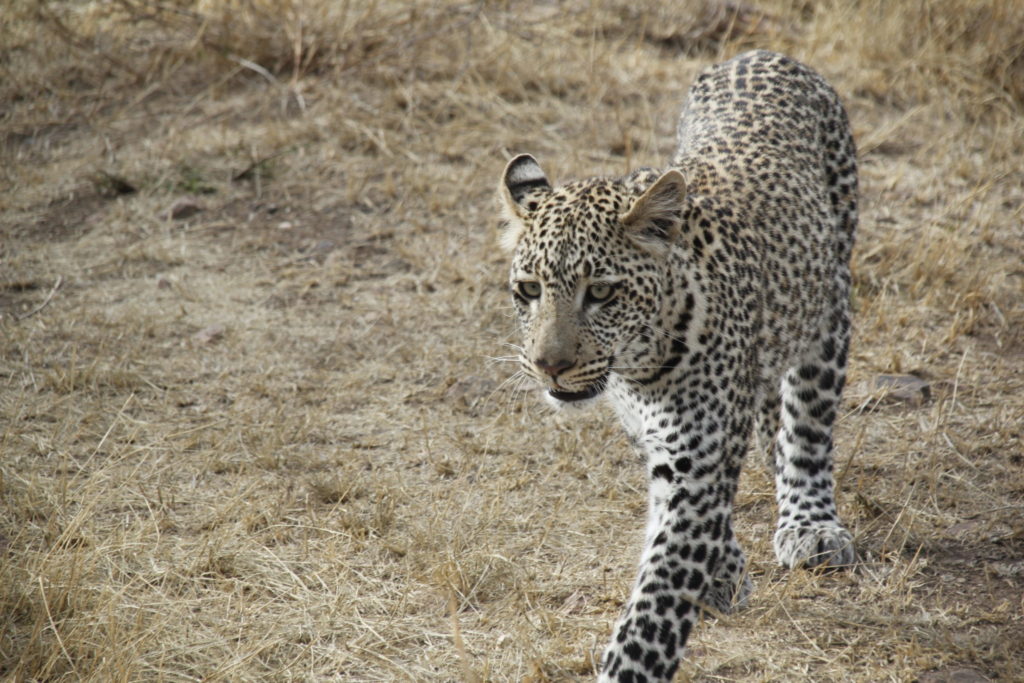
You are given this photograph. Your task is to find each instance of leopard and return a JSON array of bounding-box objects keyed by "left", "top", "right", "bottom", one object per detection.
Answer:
[{"left": 496, "top": 50, "right": 858, "bottom": 682}]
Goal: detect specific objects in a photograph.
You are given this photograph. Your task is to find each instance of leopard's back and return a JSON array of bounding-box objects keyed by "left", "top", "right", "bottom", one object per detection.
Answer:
[{"left": 671, "top": 49, "right": 857, "bottom": 378}]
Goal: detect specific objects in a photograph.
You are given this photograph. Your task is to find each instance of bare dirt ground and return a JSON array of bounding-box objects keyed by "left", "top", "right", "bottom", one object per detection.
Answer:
[{"left": 2, "top": 1, "right": 1023, "bottom": 681}]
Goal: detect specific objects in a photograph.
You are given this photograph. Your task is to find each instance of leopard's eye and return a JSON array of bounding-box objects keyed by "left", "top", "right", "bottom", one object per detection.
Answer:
[
  {"left": 515, "top": 281, "right": 542, "bottom": 301},
  {"left": 585, "top": 283, "right": 614, "bottom": 303}
]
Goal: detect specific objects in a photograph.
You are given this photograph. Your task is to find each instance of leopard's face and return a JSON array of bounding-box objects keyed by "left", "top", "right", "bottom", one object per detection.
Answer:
[{"left": 499, "top": 157, "right": 685, "bottom": 404}]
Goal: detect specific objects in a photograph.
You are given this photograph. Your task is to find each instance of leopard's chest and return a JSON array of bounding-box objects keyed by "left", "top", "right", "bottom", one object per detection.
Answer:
[{"left": 608, "top": 375, "right": 679, "bottom": 453}]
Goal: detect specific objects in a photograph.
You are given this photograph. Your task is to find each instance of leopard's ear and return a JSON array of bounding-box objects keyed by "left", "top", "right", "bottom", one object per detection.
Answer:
[
  {"left": 498, "top": 154, "right": 552, "bottom": 251},
  {"left": 621, "top": 169, "right": 686, "bottom": 251}
]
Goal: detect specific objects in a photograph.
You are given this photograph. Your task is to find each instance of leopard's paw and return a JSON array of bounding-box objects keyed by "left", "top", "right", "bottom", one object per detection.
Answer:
[
  {"left": 705, "top": 572, "right": 753, "bottom": 614},
  {"left": 774, "top": 523, "right": 855, "bottom": 569}
]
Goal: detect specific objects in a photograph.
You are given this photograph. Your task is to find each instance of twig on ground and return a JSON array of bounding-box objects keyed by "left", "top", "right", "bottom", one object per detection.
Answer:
[
  {"left": 16, "top": 276, "right": 63, "bottom": 320},
  {"left": 38, "top": 577, "right": 78, "bottom": 678},
  {"left": 449, "top": 588, "right": 480, "bottom": 683}
]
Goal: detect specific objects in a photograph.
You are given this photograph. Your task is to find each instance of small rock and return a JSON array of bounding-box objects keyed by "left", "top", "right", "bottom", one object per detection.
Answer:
[
  {"left": 917, "top": 667, "right": 991, "bottom": 683},
  {"left": 873, "top": 374, "right": 931, "bottom": 405},
  {"left": 165, "top": 198, "right": 202, "bottom": 220},
  {"left": 193, "top": 324, "right": 226, "bottom": 344},
  {"left": 945, "top": 519, "right": 984, "bottom": 538}
]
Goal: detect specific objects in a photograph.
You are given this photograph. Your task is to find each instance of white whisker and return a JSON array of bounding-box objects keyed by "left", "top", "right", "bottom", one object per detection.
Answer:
[{"left": 485, "top": 355, "right": 521, "bottom": 366}]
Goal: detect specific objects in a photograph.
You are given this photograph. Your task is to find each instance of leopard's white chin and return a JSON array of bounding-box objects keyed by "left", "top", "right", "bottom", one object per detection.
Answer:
[
  {"left": 542, "top": 374, "right": 609, "bottom": 410},
  {"left": 543, "top": 389, "right": 603, "bottom": 411}
]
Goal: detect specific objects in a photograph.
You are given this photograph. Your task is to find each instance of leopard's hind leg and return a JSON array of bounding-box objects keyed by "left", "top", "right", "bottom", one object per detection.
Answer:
[{"left": 771, "top": 297, "right": 855, "bottom": 569}]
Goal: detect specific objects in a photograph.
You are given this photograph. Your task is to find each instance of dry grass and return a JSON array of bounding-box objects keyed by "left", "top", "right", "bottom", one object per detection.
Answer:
[{"left": 2, "top": 1, "right": 1023, "bottom": 681}]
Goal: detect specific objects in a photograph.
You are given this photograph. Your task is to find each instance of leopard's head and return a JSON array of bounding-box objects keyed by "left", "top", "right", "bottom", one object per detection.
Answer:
[{"left": 498, "top": 154, "right": 685, "bottom": 404}]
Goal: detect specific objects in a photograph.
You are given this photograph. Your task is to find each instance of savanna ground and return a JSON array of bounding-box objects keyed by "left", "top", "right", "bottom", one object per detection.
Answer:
[{"left": 2, "top": 1, "right": 1023, "bottom": 681}]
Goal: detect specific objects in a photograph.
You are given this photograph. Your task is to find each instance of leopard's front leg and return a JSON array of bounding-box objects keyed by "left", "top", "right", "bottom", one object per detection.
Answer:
[{"left": 599, "top": 436, "right": 750, "bottom": 682}]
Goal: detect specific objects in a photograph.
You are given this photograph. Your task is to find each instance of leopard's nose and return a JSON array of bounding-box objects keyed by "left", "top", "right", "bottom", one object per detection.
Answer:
[{"left": 535, "top": 357, "right": 574, "bottom": 378}]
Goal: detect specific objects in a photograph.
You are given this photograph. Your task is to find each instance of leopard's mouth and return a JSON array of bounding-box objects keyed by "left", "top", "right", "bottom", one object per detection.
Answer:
[{"left": 547, "top": 373, "right": 609, "bottom": 403}]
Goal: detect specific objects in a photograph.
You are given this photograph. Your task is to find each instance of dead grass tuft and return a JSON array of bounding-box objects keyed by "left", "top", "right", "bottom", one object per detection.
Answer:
[{"left": 2, "top": 0, "right": 1022, "bottom": 681}]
